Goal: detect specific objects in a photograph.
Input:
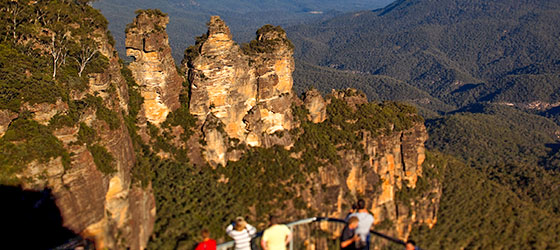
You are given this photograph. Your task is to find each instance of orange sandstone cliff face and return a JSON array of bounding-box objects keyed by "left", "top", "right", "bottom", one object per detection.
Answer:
[
  {"left": 186, "top": 17, "right": 296, "bottom": 166},
  {"left": 298, "top": 91, "right": 441, "bottom": 248},
  {"left": 178, "top": 17, "right": 440, "bottom": 243},
  {"left": 125, "top": 11, "right": 182, "bottom": 126},
  {"left": 303, "top": 89, "right": 327, "bottom": 123},
  {"left": 12, "top": 24, "right": 155, "bottom": 250}
]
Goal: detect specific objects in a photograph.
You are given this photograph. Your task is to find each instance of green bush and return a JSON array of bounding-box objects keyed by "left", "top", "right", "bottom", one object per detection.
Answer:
[
  {"left": 120, "top": 63, "right": 144, "bottom": 118},
  {"left": 84, "top": 95, "right": 121, "bottom": 130},
  {"left": 77, "top": 123, "right": 97, "bottom": 145},
  {"left": 0, "top": 43, "right": 61, "bottom": 111},
  {"left": 242, "top": 24, "right": 293, "bottom": 56},
  {"left": 88, "top": 144, "right": 116, "bottom": 175},
  {"left": 0, "top": 119, "right": 70, "bottom": 185}
]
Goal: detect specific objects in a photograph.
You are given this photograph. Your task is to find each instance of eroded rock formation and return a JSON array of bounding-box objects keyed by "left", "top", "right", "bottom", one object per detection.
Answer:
[
  {"left": 303, "top": 88, "right": 327, "bottom": 123},
  {"left": 13, "top": 25, "right": 155, "bottom": 250},
  {"left": 125, "top": 10, "right": 182, "bottom": 125},
  {"left": 298, "top": 92, "right": 440, "bottom": 247},
  {"left": 185, "top": 17, "right": 296, "bottom": 165}
]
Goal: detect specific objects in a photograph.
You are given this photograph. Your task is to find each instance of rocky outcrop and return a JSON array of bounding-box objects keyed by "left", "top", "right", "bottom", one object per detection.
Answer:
[
  {"left": 186, "top": 17, "right": 296, "bottom": 165},
  {"left": 298, "top": 93, "right": 441, "bottom": 247},
  {"left": 303, "top": 89, "right": 327, "bottom": 123},
  {"left": 11, "top": 23, "right": 156, "bottom": 250},
  {"left": 0, "top": 109, "right": 17, "bottom": 137},
  {"left": 126, "top": 10, "right": 182, "bottom": 125},
  {"left": 22, "top": 100, "right": 68, "bottom": 125},
  {"left": 180, "top": 18, "right": 441, "bottom": 242},
  {"left": 187, "top": 17, "right": 257, "bottom": 147},
  {"left": 201, "top": 114, "right": 229, "bottom": 166},
  {"left": 244, "top": 24, "right": 296, "bottom": 147}
]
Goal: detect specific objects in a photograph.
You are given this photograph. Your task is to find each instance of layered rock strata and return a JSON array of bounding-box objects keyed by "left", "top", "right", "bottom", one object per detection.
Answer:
[
  {"left": 298, "top": 91, "right": 440, "bottom": 247},
  {"left": 186, "top": 17, "right": 295, "bottom": 165},
  {"left": 125, "top": 11, "right": 182, "bottom": 125},
  {"left": 14, "top": 26, "right": 155, "bottom": 250}
]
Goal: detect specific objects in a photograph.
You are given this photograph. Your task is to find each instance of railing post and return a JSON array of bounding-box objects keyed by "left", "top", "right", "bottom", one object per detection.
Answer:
[{"left": 289, "top": 225, "right": 294, "bottom": 250}]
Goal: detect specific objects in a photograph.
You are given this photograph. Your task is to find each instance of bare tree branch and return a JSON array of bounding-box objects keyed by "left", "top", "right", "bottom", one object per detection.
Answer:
[{"left": 72, "top": 42, "right": 98, "bottom": 77}]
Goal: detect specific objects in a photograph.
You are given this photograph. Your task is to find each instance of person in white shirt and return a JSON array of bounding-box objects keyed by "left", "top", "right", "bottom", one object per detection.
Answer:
[
  {"left": 226, "top": 216, "right": 257, "bottom": 250},
  {"left": 348, "top": 199, "right": 374, "bottom": 250}
]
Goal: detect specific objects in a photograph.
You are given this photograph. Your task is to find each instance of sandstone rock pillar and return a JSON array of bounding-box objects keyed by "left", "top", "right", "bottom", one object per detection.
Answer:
[{"left": 126, "top": 10, "right": 182, "bottom": 125}]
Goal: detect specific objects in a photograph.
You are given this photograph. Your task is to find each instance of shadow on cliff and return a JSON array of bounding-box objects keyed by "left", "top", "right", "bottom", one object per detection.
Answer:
[{"left": 0, "top": 185, "right": 92, "bottom": 250}]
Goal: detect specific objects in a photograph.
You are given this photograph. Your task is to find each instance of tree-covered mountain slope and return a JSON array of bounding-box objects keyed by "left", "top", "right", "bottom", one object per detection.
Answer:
[
  {"left": 293, "top": 60, "right": 453, "bottom": 115},
  {"left": 289, "top": 0, "right": 560, "bottom": 111},
  {"left": 286, "top": 0, "right": 560, "bottom": 246},
  {"left": 425, "top": 104, "right": 560, "bottom": 215},
  {"left": 409, "top": 153, "right": 560, "bottom": 249},
  {"left": 427, "top": 104, "right": 560, "bottom": 167}
]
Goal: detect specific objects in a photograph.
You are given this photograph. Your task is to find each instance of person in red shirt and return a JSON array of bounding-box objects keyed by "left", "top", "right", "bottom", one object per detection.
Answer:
[{"left": 195, "top": 228, "right": 216, "bottom": 250}]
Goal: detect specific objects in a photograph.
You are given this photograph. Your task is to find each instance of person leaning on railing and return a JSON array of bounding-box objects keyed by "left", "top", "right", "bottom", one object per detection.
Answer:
[
  {"left": 347, "top": 199, "right": 374, "bottom": 250},
  {"left": 341, "top": 216, "right": 361, "bottom": 250}
]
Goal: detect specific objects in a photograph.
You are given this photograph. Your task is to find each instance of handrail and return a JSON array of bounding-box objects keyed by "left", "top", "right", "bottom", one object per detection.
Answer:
[{"left": 216, "top": 217, "right": 407, "bottom": 250}]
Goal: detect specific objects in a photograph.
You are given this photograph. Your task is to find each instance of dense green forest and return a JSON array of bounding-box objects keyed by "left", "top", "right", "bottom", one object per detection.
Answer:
[
  {"left": 288, "top": 0, "right": 560, "bottom": 112},
  {"left": 425, "top": 104, "right": 560, "bottom": 215},
  {"left": 287, "top": 0, "right": 560, "bottom": 248},
  {"left": 409, "top": 153, "right": 560, "bottom": 249},
  {"left": 93, "top": 0, "right": 391, "bottom": 61}
]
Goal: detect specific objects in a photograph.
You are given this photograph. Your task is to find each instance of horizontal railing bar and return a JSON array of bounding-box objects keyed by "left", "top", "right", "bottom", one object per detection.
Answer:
[{"left": 217, "top": 217, "right": 408, "bottom": 250}]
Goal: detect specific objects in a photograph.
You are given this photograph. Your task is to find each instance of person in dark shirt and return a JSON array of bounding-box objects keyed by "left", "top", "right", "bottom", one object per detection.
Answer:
[{"left": 341, "top": 216, "right": 360, "bottom": 250}]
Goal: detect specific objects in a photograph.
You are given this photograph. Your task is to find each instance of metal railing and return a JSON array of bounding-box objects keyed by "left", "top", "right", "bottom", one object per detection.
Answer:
[{"left": 217, "top": 217, "right": 407, "bottom": 250}]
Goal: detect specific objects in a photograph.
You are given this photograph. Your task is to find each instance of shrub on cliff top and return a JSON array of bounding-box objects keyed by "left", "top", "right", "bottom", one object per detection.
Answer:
[
  {"left": 88, "top": 144, "right": 116, "bottom": 175},
  {"left": 0, "top": 118, "right": 71, "bottom": 184},
  {"left": 0, "top": 43, "right": 61, "bottom": 112},
  {"left": 135, "top": 9, "right": 168, "bottom": 17},
  {"left": 242, "top": 24, "right": 294, "bottom": 55}
]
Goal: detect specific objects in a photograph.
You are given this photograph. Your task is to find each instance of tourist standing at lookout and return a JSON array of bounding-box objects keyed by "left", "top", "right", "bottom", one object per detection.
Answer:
[
  {"left": 226, "top": 216, "right": 257, "bottom": 250},
  {"left": 195, "top": 228, "right": 216, "bottom": 250},
  {"left": 348, "top": 199, "right": 374, "bottom": 250},
  {"left": 261, "top": 215, "right": 292, "bottom": 250}
]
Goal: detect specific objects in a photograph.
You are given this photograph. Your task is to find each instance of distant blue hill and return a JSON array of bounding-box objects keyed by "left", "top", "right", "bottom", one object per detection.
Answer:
[{"left": 93, "top": 0, "right": 392, "bottom": 61}]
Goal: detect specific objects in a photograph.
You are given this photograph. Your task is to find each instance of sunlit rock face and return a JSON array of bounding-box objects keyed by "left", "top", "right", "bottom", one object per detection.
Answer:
[
  {"left": 188, "top": 16, "right": 257, "bottom": 141},
  {"left": 186, "top": 16, "right": 296, "bottom": 165},
  {"left": 303, "top": 89, "right": 327, "bottom": 123},
  {"left": 14, "top": 21, "right": 156, "bottom": 250},
  {"left": 125, "top": 11, "right": 182, "bottom": 125},
  {"left": 297, "top": 92, "right": 440, "bottom": 248}
]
